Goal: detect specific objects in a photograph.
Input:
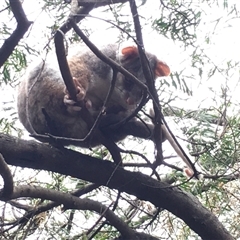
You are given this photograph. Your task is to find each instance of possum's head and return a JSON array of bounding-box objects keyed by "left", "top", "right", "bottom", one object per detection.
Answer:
[{"left": 119, "top": 46, "right": 170, "bottom": 106}]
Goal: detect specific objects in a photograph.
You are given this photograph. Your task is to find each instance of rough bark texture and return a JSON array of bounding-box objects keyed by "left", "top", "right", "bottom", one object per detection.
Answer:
[{"left": 0, "top": 133, "right": 233, "bottom": 240}]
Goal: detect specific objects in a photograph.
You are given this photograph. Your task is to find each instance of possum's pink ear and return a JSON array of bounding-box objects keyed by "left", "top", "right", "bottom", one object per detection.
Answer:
[
  {"left": 121, "top": 46, "right": 138, "bottom": 60},
  {"left": 155, "top": 61, "right": 170, "bottom": 76}
]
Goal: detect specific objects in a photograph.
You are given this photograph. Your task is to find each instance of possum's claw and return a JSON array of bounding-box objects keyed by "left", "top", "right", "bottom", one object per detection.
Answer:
[{"left": 63, "top": 95, "right": 82, "bottom": 112}]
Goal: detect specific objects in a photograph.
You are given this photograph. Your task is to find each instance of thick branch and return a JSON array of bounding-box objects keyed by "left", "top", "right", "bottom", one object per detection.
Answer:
[{"left": 0, "top": 133, "right": 233, "bottom": 240}]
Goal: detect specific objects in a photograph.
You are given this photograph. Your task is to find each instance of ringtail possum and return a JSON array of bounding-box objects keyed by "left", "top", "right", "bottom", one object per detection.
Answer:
[{"left": 17, "top": 44, "right": 170, "bottom": 148}]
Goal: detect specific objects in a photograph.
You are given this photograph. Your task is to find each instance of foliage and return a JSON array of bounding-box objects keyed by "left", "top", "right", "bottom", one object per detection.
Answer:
[{"left": 0, "top": 0, "right": 240, "bottom": 239}]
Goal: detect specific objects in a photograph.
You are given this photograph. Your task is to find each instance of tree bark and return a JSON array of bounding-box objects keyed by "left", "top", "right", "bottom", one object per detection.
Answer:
[{"left": 0, "top": 133, "right": 233, "bottom": 240}]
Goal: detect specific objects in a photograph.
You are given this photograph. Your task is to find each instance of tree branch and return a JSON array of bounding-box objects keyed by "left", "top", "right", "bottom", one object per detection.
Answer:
[
  {"left": 5, "top": 183, "right": 100, "bottom": 230},
  {"left": 54, "top": 2, "right": 95, "bottom": 101},
  {"left": 1, "top": 184, "right": 158, "bottom": 239},
  {"left": 129, "top": 0, "right": 165, "bottom": 167},
  {"left": 0, "top": 133, "right": 233, "bottom": 240},
  {"left": 0, "top": 0, "right": 32, "bottom": 68},
  {"left": 70, "top": 20, "right": 148, "bottom": 92},
  {"left": 128, "top": 0, "right": 198, "bottom": 178}
]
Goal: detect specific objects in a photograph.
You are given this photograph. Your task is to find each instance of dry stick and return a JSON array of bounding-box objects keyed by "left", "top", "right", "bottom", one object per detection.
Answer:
[
  {"left": 9, "top": 200, "right": 33, "bottom": 211},
  {"left": 82, "top": 70, "right": 119, "bottom": 141},
  {"left": 49, "top": 3, "right": 95, "bottom": 100},
  {"left": 54, "top": 30, "right": 79, "bottom": 101},
  {"left": 129, "top": 0, "right": 164, "bottom": 167},
  {"left": 129, "top": 0, "right": 198, "bottom": 178},
  {"left": 31, "top": 5, "right": 94, "bottom": 140},
  {"left": 70, "top": 9, "right": 165, "bottom": 176},
  {"left": 112, "top": 91, "right": 148, "bottom": 129},
  {"left": 69, "top": 13, "right": 161, "bottom": 126},
  {"left": 55, "top": 2, "right": 197, "bottom": 174},
  {"left": 120, "top": 148, "right": 161, "bottom": 181},
  {"left": 52, "top": 3, "right": 125, "bottom": 164},
  {"left": 87, "top": 202, "right": 114, "bottom": 239},
  {"left": 54, "top": 30, "right": 122, "bottom": 164},
  {"left": 68, "top": 2, "right": 145, "bottom": 91},
  {"left": 34, "top": 19, "right": 149, "bottom": 145},
  {"left": 88, "top": 190, "right": 121, "bottom": 239},
  {"left": 70, "top": 21, "right": 148, "bottom": 91},
  {"left": 70, "top": 19, "right": 149, "bottom": 129},
  {"left": 70, "top": 12, "right": 155, "bottom": 125}
]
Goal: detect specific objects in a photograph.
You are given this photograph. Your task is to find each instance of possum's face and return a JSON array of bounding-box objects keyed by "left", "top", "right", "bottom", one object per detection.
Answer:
[{"left": 118, "top": 46, "right": 170, "bottom": 106}]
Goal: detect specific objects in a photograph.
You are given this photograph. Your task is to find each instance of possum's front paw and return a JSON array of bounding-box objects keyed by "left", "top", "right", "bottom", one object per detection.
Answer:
[
  {"left": 64, "top": 77, "right": 92, "bottom": 113},
  {"left": 63, "top": 95, "right": 92, "bottom": 114},
  {"left": 63, "top": 95, "right": 82, "bottom": 112},
  {"left": 64, "top": 77, "right": 85, "bottom": 101}
]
